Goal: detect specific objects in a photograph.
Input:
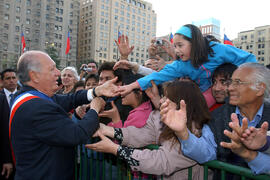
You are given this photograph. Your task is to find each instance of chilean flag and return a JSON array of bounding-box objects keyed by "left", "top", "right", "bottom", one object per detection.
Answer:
[
  {"left": 65, "top": 31, "right": 70, "bottom": 54},
  {"left": 224, "top": 34, "right": 233, "bottom": 46},
  {"left": 21, "top": 32, "right": 26, "bottom": 53},
  {"left": 118, "top": 31, "right": 121, "bottom": 43},
  {"left": 169, "top": 33, "right": 173, "bottom": 43}
]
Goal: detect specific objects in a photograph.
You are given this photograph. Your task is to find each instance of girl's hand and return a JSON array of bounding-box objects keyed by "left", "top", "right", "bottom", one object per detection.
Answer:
[
  {"left": 99, "top": 101, "right": 121, "bottom": 124},
  {"left": 86, "top": 131, "right": 119, "bottom": 155},
  {"left": 118, "top": 82, "right": 139, "bottom": 97},
  {"left": 145, "top": 81, "right": 160, "bottom": 109}
]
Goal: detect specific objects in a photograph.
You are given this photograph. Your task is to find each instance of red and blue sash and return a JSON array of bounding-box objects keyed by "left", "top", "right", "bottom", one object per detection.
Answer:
[{"left": 9, "top": 90, "right": 53, "bottom": 164}]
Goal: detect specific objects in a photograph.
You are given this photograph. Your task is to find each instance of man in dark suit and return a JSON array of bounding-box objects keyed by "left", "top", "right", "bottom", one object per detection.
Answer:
[
  {"left": 10, "top": 50, "right": 120, "bottom": 180},
  {"left": 0, "top": 94, "right": 13, "bottom": 180},
  {"left": 0, "top": 69, "right": 18, "bottom": 180}
]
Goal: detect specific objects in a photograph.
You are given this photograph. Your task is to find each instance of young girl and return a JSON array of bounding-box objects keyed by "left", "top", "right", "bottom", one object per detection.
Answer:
[
  {"left": 99, "top": 73, "right": 152, "bottom": 128},
  {"left": 86, "top": 80, "right": 212, "bottom": 180},
  {"left": 117, "top": 24, "right": 257, "bottom": 106}
]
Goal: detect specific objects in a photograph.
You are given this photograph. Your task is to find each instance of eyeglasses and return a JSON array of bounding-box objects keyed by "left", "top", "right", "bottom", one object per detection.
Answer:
[{"left": 227, "top": 79, "right": 252, "bottom": 87}]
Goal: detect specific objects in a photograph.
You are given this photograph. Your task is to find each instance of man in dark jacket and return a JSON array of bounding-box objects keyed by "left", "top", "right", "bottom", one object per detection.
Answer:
[{"left": 10, "top": 51, "right": 120, "bottom": 180}]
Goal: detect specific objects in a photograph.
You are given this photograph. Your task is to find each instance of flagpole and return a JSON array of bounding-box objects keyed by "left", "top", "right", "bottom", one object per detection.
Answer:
[
  {"left": 20, "top": 24, "right": 23, "bottom": 56},
  {"left": 66, "top": 26, "right": 69, "bottom": 67},
  {"left": 117, "top": 25, "right": 120, "bottom": 61}
]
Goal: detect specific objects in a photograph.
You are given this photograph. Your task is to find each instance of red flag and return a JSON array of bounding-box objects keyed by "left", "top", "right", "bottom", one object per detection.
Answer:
[
  {"left": 65, "top": 31, "right": 70, "bottom": 54},
  {"left": 169, "top": 33, "right": 173, "bottom": 43},
  {"left": 224, "top": 34, "right": 233, "bottom": 46},
  {"left": 118, "top": 31, "right": 121, "bottom": 43},
  {"left": 21, "top": 32, "right": 26, "bottom": 53}
]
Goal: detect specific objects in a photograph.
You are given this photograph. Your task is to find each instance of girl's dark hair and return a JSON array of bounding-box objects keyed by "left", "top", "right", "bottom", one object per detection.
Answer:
[
  {"left": 122, "top": 74, "right": 150, "bottom": 106},
  {"left": 71, "top": 80, "right": 85, "bottom": 93},
  {"left": 175, "top": 24, "right": 216, "bottom": 68},
  {"left": 159, "top": 80, "right": 211, "bottom": 147},
  {"left": 85, "top": 74, "right": 99, "bottom": 84}
]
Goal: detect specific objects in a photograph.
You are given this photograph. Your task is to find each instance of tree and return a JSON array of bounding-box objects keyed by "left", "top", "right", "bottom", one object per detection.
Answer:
[{"left": 45, "top": 46, "right": 60, "bottom": 68}]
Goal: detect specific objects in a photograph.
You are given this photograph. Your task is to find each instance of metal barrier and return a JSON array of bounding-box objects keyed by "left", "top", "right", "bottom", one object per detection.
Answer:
[{"left": 75, "top": 143, "right": 270, "bottom": 180}]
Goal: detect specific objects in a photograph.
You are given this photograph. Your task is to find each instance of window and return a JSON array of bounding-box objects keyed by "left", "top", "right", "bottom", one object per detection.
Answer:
[
  {"left": 26, "top": 19, "right": 30, "bottom": 24},
  {"left": 4, "top": 24, "right": 9, "bottom": 30},
  {"left": 5, "top": 4, "right": 10, "bottom": 9},
  {"left": 4, "top": 14, "right": 9, "bottom": 20},
  {"left": 27, "top": 9, "right": 31, "bottom": 14},
  {"left": 16, "top": 16, "right": 20, "bottom": 22}
]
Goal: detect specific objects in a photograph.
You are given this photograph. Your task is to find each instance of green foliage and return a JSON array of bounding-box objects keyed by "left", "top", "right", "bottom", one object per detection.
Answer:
[{"left": 45, "top": 46, "right": 60, "bottom": 68}]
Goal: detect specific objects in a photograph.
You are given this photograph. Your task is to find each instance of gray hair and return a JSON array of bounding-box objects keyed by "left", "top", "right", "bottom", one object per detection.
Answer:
[
  {"left": 239, "top": 62, "right": 270, "bottom": 101},
  {"left": 61, "top": 66, "right": 79, "bottom": 81},
  {"left": 17, "top": 51, "right": 44, "bottom": 84}
]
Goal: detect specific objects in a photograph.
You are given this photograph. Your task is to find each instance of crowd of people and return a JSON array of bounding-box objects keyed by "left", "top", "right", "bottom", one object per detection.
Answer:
[{"left": 1, "top": 24, "right": 270, "bottom": 180}]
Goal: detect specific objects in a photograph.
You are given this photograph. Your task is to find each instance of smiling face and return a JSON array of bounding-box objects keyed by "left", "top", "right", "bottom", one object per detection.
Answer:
[
  {"left": 228, "top": 67, "right": 263, "bottom": 107},
  {"left": 85, "top": 78, "right": 98, "bottom": 90},
  {"left": 173, "top": 34, "right": 192, "bottom": 61}
]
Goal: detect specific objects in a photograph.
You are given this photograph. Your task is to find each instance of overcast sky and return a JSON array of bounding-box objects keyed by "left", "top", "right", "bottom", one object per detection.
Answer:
[{"left": 146, "top": 0, "right": 269, "bottom": 39}]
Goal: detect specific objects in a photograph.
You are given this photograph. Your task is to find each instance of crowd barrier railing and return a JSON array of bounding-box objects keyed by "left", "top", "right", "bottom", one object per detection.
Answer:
[{"left": 75, "top": 143, "right": 270, "bottom": 180}]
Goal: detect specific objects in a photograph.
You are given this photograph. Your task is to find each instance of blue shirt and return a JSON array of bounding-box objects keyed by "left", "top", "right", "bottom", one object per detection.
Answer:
[
  {"left": 235, "top": 104, "right": 264, "bottom": 127},
  {"left": 137, "top": 42, "right": 257, "bottom": 92},
  {"left": 179, "top": 104, "right": 270, "bottom": 175}
]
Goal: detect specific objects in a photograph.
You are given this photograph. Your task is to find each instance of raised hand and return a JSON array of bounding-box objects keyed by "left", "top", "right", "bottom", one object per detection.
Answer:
[
  {"left": 160, "top": 39, "right": 177, "bottom": 59},
  {"left": 95, "top": 77, "right": 120, "bottom": 97},
  {"left": 241, "top": 122, "right": 268, "bottom": 150},
  {"left": 113, "top": 60, "right": 139, "bottom": 73},
  {"left": 99, "top": 101, "right": 121, "bottom": 124},
  {"left": 145, "top": 81, "right": 160, "bottom": 109},
  {"left": 115, "top": 35, "right": 134, "bottom": 59},
  {"left": 86, "top": 131, "right": 119, "bottom": 155},
  {"left": 148, "top": 39, "right": 158, "bottom": 58},
  {"left": 220, "top": 113, "right": 257, "bottom": 162},
  {"left": 90, "top": 97, "right": 106, "bottom": 113},
  {"left": 160, "top": 99, "right": 189, "bottom": 140}
]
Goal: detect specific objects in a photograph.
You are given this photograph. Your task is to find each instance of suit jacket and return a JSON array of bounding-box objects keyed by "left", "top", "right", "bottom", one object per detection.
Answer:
[
  {"left": 11, "top": 86, "right": 99, "bottom": 180},
  {"left": 0, "top": 92, "right": 13, "bottom": 166},
  {"left": 121, "top": 110, "right": 210, "bottom": 180}
]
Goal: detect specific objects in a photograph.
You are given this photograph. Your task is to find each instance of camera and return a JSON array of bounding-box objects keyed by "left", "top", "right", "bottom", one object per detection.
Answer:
[
  {"left": 81, "top": 65, "right": 92, "bottom": 72},
  {"left": 155, "top": 39, "right": 163, "bottom": 46}
]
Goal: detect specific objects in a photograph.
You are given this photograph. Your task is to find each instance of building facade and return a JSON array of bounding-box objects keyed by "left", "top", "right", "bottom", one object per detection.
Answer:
[
  {"left": 0, "top": 0, "right": 80, "bottom": 71},
  {"left": 78, "top": 0, "right": 156, "bottom": 65},
  {"left": 192, "top": 18, "right": 221, "bottom": 41},
  {"left": 233, "top": 25, "right": 270, "bottom": 65}
]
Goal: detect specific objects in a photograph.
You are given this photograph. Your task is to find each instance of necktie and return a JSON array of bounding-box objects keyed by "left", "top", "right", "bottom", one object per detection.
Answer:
[{"left": 9, "top": 93, "right": 14, "bottom": 106}]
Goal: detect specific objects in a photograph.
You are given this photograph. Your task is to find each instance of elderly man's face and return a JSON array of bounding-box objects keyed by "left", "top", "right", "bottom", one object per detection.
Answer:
[
  {"left": 228, "top": 67, "right": 262, "bottom": 107},
  {"left": 36, "top": 54, "right": 61, "bottom": 97}
]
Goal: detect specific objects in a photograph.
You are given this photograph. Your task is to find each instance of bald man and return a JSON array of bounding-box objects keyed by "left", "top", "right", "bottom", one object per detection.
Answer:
[{"left": 10, "top": 51, "right": 120, "bottom": 180}]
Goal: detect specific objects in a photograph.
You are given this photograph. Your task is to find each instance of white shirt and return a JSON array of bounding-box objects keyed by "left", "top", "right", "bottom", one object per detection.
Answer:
[{"left": 3, "top": 88, "right": 17, "bottom": 106}]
